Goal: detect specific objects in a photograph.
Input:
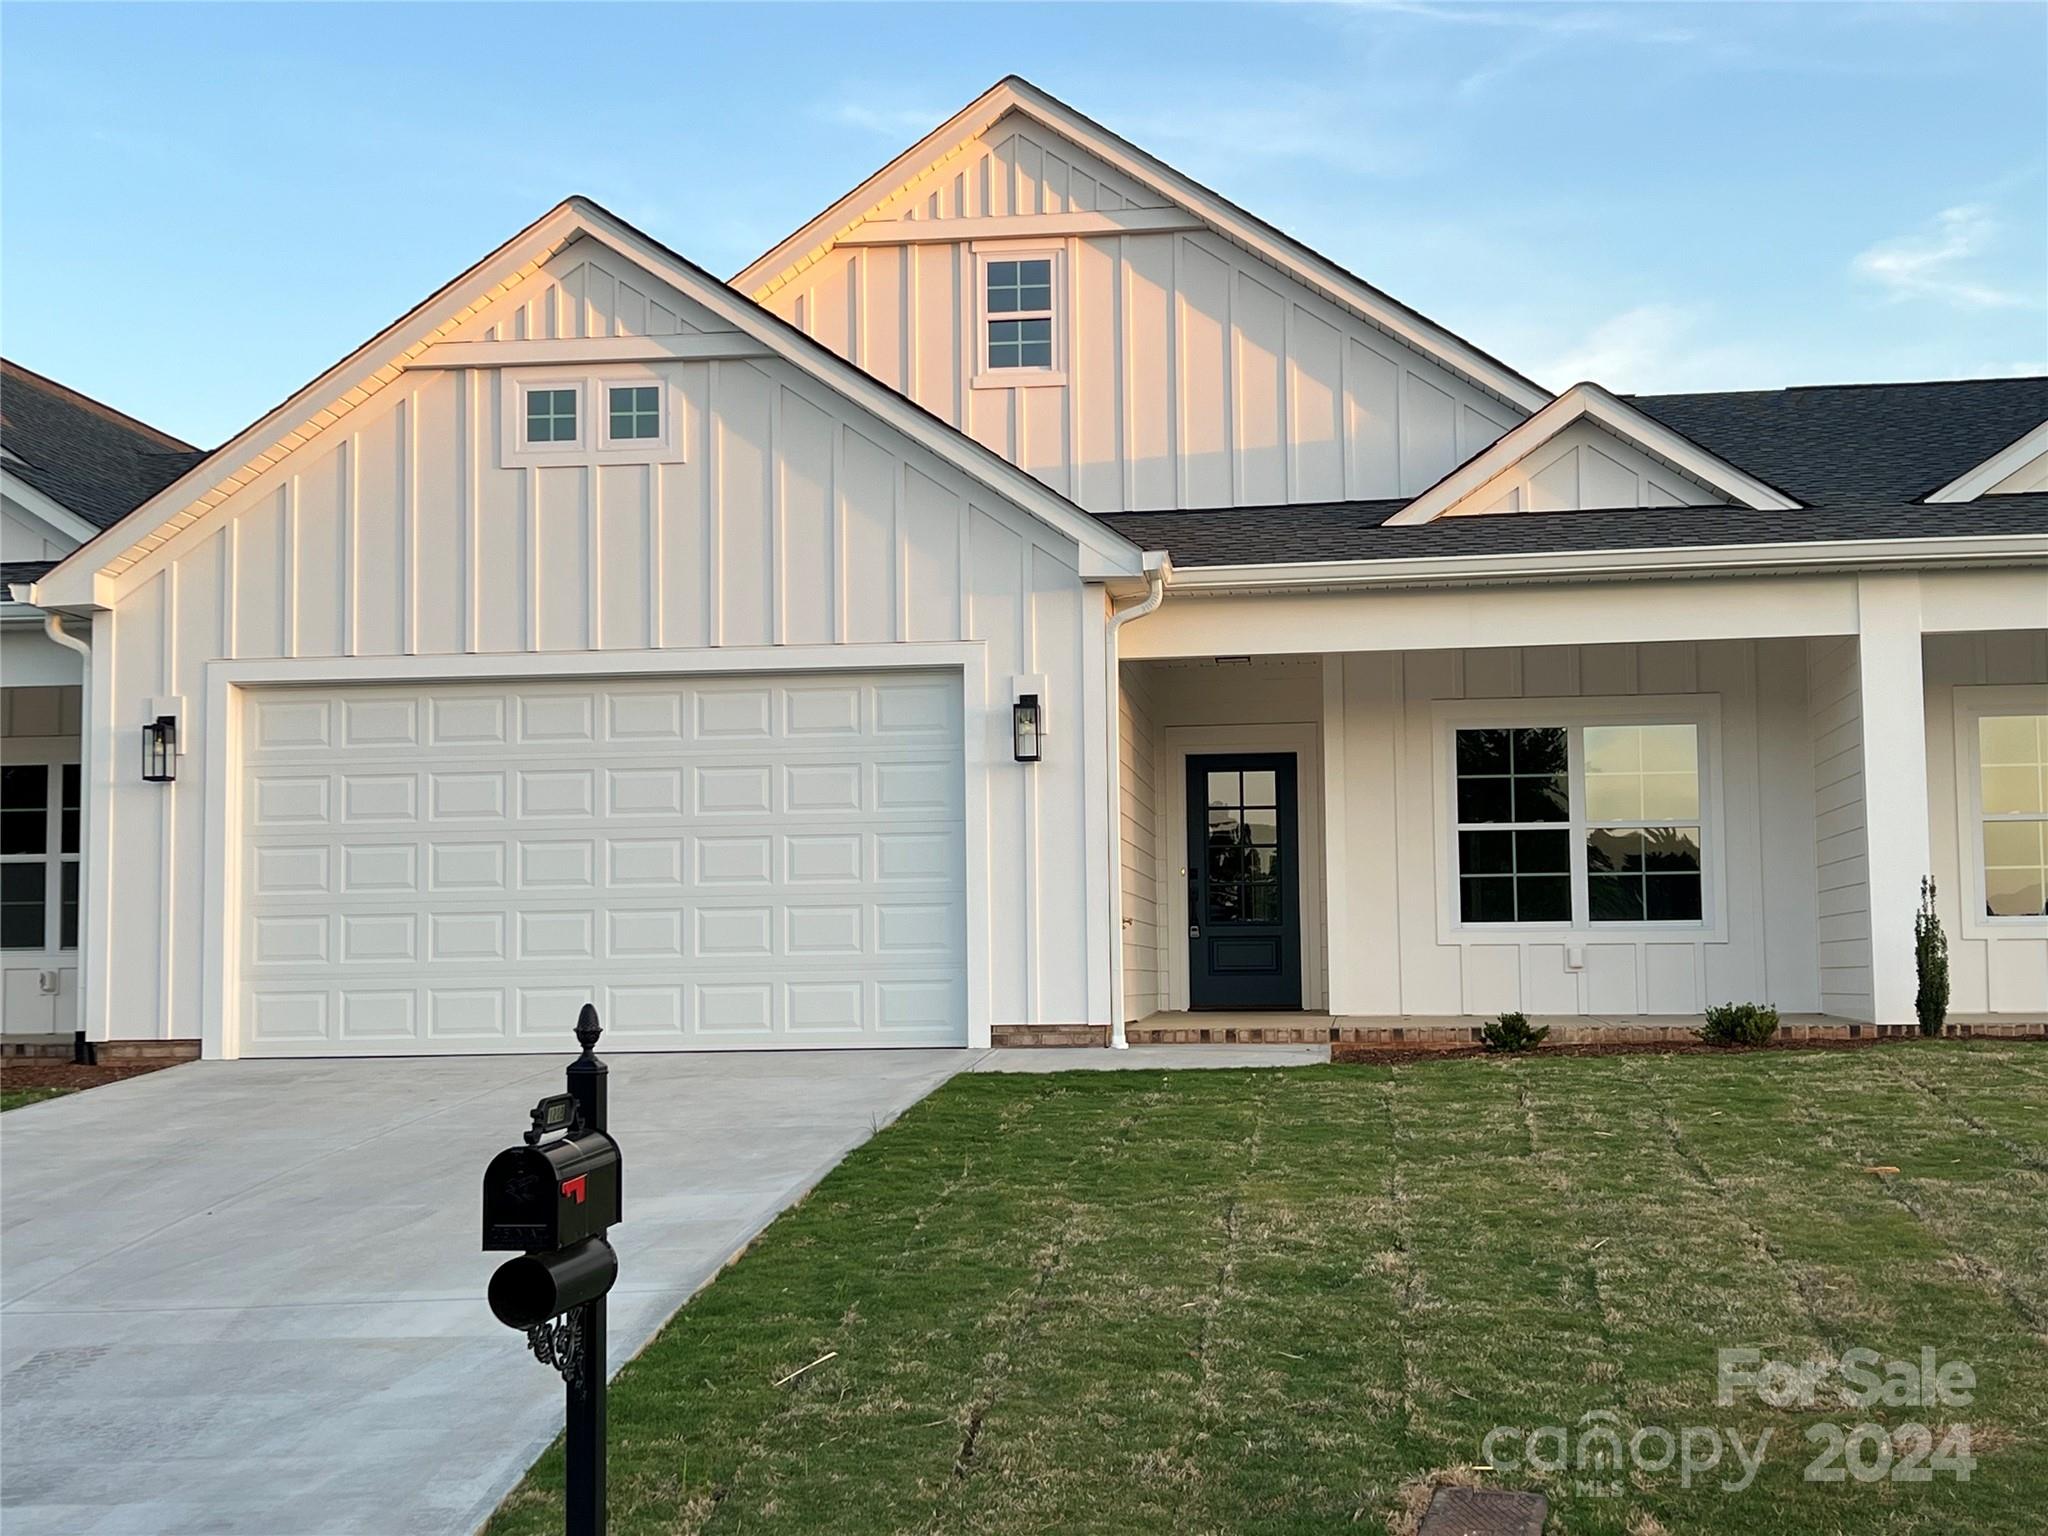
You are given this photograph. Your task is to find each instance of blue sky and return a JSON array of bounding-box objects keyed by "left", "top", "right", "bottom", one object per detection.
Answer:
[{"left": 3, "top": 2, "right": 2043, "bottom": 448}]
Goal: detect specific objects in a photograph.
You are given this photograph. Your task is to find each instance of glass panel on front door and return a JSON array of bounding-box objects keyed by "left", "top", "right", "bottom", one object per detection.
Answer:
[{"left": 1204, "top": 770, "right": 1281, "bottom": 927}]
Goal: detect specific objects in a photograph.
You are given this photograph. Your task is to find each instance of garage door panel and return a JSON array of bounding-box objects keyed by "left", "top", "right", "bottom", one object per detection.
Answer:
[{"left": 239, "top": 672, "right": 967, "bottom": 1054}]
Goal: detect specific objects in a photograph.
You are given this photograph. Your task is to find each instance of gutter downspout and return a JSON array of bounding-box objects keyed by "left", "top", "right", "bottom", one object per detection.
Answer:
[
  {"left": 35, "top": 608, "right": 95, "bottom": 1064},
  {"left": 1104, "top": 553, "right": 1170, "bottom": 1049}
]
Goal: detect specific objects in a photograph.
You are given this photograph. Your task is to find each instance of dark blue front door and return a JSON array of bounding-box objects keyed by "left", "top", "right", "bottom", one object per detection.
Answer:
[{"left": 1186, "top": 753, "right": 1302, "bottom": 1010}]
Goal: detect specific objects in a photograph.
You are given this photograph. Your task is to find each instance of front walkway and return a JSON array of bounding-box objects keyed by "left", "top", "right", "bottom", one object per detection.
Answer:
[{"left": 0, "top": 1049, "right": 964, "bottom": 1536}]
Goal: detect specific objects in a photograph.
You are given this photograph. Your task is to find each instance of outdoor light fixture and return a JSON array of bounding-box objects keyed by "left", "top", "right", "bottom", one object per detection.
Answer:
[
  {"left": 1011, "top": 673, "right": 1048, "bottom": 763},
  {"left": 142, "top": 714, "right": 178, "bottom": 782},
  {"left": 1012, "top": 695, "right": 1043, "bottom": 763}
]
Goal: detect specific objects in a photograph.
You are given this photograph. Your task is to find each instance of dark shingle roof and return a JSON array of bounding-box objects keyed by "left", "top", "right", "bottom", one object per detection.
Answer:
[
  {"left": 1, "top": 359, "right": 207, "bottom": 530},
  {"left": 2, "top": 558, "right": 58, "bottom": 591},
  {"left": 1630, "top": 376, "right": 2048, "bottom": 505},
  {"left": 1098, "top": 376, "right": 2048, "bottom": 567},
  {"left": 1101, "top": 493, "right": 2048, "bottom": 568}
]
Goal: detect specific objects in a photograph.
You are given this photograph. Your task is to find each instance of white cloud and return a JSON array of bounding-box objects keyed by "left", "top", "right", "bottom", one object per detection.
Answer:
[
  {"left": 1532, "top": 304, "right": 1772, "bottom": 395},
  {"left": 1851, "top": 205, "right": 2038, "bottom": 310}
]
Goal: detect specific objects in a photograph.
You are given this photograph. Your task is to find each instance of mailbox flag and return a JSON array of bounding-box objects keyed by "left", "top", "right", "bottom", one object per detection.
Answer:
[{"left": 562, "top": 1175, "right": 587, "bottom": 1204}]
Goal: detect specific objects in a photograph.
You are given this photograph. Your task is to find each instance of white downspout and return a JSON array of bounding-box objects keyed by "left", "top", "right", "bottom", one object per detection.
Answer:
[{"left": 1104, "top": 553, "right": 1170, "bottom": 1048}]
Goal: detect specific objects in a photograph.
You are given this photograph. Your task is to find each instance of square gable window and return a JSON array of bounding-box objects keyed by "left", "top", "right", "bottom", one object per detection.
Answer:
[
  {"left": 608, "top": 385, "right": 660, "bottom": 441},
  {"left": 523, "top": 386, "right": 579, "bottom": 445}
]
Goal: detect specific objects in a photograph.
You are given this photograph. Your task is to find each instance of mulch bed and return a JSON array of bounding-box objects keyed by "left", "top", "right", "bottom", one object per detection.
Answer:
[
  {"left": 0, "top": 1059, "right": 182, "bottom": 1091},
  {"left": 1327, "top": 1033, "right": 2044, "bottom": 1066}
]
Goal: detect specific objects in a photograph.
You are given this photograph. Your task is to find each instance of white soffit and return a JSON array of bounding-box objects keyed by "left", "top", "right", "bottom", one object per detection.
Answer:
[
  {"left": 1385, "top": 382, "right": 1802, "bottom": 526},
  {"left": 1925, "top": 418, "right": 2048, "bottom": 502},
  {"left": 731, "top": 76, "right": 1551, "bottom": 416},
  {"left": 33, "top": 198, "right": 1142, "bottom": 607}
]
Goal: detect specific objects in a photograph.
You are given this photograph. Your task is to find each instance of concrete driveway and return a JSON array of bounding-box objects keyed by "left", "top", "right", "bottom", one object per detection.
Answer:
[{"left": 1, "top": 1048, "right": 967, "bottom": 1535}]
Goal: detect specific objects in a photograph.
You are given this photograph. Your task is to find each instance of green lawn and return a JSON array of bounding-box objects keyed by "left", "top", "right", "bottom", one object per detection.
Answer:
[
  {"left": 0, "top": 1087, "right": 73, "bottom": 1112},
  {"left": 489, "top": 1044, "right": 2048, "bottom": 1535}
]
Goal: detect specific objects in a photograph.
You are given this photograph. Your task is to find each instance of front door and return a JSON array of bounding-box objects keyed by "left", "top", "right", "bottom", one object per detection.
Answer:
[{"left": 1186, "top": 754, "right": 1301, "bottom": 1010}]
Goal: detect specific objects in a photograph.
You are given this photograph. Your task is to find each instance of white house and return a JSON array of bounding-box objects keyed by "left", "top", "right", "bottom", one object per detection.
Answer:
[
  {"left": 2, "top": 360, "right": 203, "bottom": 1036},
  {"left": 14, "top": 77, "right": 2047, "bottom": 1059}
]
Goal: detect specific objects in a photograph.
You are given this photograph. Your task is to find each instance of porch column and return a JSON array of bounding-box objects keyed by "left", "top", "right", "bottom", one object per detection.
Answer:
[{"left": 1855, "top": 574, "right": 1932, "bottom": 1025}]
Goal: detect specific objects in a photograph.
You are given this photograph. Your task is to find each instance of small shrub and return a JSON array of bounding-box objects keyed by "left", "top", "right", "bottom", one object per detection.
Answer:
[
  {"left": 1696, "top": 1002, "right": 1780, "bottom": 1048},
  {"left": 1481, "top": 1010, "right": 1550, "bottom": 1053},
  {"left": 1915, "top": 876, "right": 1949, "bottom": 1039}
]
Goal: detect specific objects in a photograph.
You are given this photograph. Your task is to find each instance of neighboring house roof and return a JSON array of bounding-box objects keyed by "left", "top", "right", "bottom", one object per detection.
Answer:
[
  {"left": 1101, "top": 376, "right": 2048, "bottom": 568},
  {"left": 1631, "top": 376, "right": 2048, "bottom": 506},
  {"left": 0, "top": 358, "right": 207, "bottom": 529},
  {"left": 33, "top": 196, "right": 1143, "bottom": 607},
  {"left": 733, "top": 75, "right": 1550, "bottom": 416}
]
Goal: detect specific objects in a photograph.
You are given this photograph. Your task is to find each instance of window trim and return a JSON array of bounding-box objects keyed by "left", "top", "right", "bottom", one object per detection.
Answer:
[
  {"left": 597, "top": 379, "right": 664, "bottom": 450},
  {"left": 497, "top": 367, "right": 687, "bottom": 469},
  {"left": 517, "top": 378, "right": 588, "bottom": 454},
  {"left": 1432, "top": 694, "right": 1725, "bottom": 944},
  {"left": 971, "top": 244, "right": 1066, "bottom": 389},
  {"left": 0, "top": 748, "right": 80, "bottom": 955},
  {"left": 1952, "top": 683, "right": 2048, "bottom": 937}
]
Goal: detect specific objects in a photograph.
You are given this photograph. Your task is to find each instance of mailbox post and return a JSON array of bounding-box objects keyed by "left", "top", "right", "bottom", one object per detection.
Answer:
[{"left": 484, "top": 1005, "right": 619, "bottom": 1536}]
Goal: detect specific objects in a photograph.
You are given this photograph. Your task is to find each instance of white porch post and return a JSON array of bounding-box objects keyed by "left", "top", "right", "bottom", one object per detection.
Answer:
[
  {"left": 1855, "top": 574, "right": 1932, "bottom": 1025},
  {"left": 1320, "top": 654, "right": 1353, "bottom": 1015}
]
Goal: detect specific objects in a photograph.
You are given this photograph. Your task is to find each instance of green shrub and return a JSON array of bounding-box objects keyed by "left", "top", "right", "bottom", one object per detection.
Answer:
[
  {"left": 1915, "top": 876, "right": 1950, "bottom": 1038},
  {"left": 1696, "top": 1002, "right": 1780, "bottom": 1048},
  {"left": 1481, "top": 1011, "right": 1550, "bottom": 1053}
]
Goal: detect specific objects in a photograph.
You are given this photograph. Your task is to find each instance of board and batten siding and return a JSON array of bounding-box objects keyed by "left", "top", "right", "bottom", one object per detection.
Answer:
[
  {"left": 1449, "top": 419, "right": 1713, "bottom": 516},
  {"left": 1322, "top": 640, "right": 1821, "bottom": 1018},
  {"left": 93, "top": 251, "right": 1104, "bottom": 1045},
  {"left": 759, "top": 113, "right": 1525, "bottom": 514}
]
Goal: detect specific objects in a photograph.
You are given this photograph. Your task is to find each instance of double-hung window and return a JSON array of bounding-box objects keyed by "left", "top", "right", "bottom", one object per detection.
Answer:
[
  {"left": 0, "top": 762, "right": 80, "bottom": 952},
  {"left": 982, "top": 254, "right": 1056, "bottom": 374},
  {"left": 1453, "top": 721, "right": 1704, "bottom": 927},
  {"left": 1978, "top": 712, "right": 2047, "bottom": 919}
]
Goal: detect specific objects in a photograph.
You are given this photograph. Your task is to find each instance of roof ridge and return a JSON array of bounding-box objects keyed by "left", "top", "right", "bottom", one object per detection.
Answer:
[
  {"left": 1633, "top": 374, "right": 2048, "bottom": 402},
  {"left": 0, "top": 357, "right": 198, "bottom": 451}
]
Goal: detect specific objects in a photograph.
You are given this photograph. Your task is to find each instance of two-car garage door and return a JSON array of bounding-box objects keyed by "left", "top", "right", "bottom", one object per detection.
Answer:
[{"left": 236, "top": 671, "right": 967, "bottom": 1055}]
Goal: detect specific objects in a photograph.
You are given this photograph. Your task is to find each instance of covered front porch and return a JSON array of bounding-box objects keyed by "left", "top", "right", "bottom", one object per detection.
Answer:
[{"left": 1111, "top": 567, "right": 2048, "bottom": 1037}]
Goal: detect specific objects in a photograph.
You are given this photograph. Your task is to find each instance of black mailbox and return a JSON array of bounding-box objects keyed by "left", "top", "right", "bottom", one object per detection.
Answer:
[{"left": 482, "top": 1127, "right": 623, "bottom": 1253}]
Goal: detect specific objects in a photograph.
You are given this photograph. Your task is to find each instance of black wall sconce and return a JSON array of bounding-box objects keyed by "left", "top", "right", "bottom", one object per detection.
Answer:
[
  {"left": 1012, "top": 694, "right": 1043, "bottom": 763},
  {"left": 142, "top": 714, "right": 178, "bottom": 782}
]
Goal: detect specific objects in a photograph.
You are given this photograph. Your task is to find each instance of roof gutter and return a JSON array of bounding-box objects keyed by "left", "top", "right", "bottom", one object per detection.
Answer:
[
  {"left": 1164, "top": 531, "right": 2048, "bottom": 594},
  {"left": 1103, "top": 552, "right": 1170, "bottom": 1049}
]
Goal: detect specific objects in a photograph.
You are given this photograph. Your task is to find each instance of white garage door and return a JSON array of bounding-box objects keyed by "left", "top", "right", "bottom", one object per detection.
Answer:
[{"left": 236, "top": 671, "right": 967, "bottom": 1055}]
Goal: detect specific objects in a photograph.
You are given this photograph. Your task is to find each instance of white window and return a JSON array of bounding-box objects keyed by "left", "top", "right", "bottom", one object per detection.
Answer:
[
  {"left": 522, "top": 385, "right": 580, "bottom": 446},
  {"left": 1977, "top": 712, "right": 2046, "bottom": 920},
  {"left": 1449, "top": 718, "right": 1705, "bottom": 929},
  {"left": 976, "top": 251, "right": 1060, "bottom": 380},
  {"left": 0, "top": 761, "right": 79, "bottom": 952},
  {"left": 606, "top": 384, "right": 660, "bottom": 442}
]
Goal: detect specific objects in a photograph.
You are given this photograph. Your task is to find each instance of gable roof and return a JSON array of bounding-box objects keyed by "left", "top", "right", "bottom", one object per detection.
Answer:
[
  {"left": 32, "top": 197, "right": 1143, "bottom": 607},
  {"left": 0, "top": 358, "right": 207, "bottom": 530},
  {"left": 1926, "top": 419, "right": 2048, "bottom": 502},
  {"left": 1632, "top": 376, "right": 2048, "bottom": 506},
  {"left": 1384, "top": 381, "right": 1797, "bottom": 525},
  {"left": 733, "top": 75, "right": 1550, "bottom": 416}
]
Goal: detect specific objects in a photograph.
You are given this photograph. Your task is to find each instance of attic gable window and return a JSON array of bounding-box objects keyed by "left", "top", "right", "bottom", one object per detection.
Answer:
[
  {"left": 524, "top": 387, "right": 579, "bottom": 445},
  {"left": 608, "top": 385, "right": 660, "bottom": 441},
  {"left": 977, "top": 252, "right": 1060, "bottom": 382}
]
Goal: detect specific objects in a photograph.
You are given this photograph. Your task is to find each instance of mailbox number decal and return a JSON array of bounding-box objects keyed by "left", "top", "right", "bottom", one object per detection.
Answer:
[{"left": 562, "top": 1175, "right": 588, "bottom": 1204}]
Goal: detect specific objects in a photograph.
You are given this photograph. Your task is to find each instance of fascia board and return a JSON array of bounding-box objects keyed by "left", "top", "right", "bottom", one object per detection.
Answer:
[{"left": 1163, "top": 532, "right": 2048, "bottom": 592}]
